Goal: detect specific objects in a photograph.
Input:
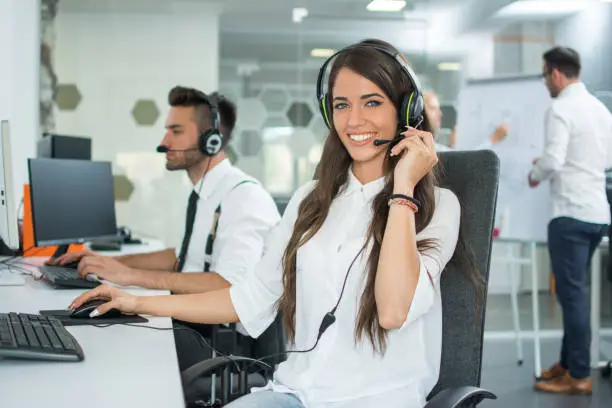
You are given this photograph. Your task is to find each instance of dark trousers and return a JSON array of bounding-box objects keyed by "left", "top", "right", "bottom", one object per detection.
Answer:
[{"left": 548, "top": 216, "right": 606, "bottom": 379}]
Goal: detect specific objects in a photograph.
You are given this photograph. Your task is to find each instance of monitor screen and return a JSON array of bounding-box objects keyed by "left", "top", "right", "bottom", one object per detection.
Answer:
[{"left": 28, "top": 158, "right": 118, "bottom": 247}]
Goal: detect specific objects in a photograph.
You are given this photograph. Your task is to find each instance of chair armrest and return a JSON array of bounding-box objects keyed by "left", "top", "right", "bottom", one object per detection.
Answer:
[
  {"left": 424, "top": 386, "right": 497, "bottom": 408},
  {"left": 181, "top": 355, "right": 272, "bottom": 387}
]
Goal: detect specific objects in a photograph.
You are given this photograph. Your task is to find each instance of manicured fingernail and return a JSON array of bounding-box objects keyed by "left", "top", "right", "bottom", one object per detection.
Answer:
[{"left": 89, "top": 309, "right": 100, "bottom": 318}]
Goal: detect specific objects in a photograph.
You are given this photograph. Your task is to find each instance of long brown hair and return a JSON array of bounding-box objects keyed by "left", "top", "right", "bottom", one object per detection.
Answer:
[{"left": 277, "top": 39, "right": 479, "bottom": 352}]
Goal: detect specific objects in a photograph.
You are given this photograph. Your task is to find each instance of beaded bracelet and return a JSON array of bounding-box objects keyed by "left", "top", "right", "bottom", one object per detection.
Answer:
[
  {"left": 389, "top": 193, "right": 422, "bottom": 211},
  {"left": 388, "top": 198, "right": 419, "bottom": 213}
]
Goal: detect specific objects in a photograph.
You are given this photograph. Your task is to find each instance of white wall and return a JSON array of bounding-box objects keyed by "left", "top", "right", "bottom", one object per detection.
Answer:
[
  {"left": 555, "top": 1, "right": 612, "bottom": 108},
  {"left": 0, "top": 0, "right": 40, "bottom": 211},
  {"left": 54, "top": 4, "right": 220, "bottom": 248}
]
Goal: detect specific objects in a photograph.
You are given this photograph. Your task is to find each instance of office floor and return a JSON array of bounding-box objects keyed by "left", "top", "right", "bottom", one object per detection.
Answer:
[
  {"left": 480, "top": 338, "right": 612, "bottom": 408},
  {"left": 481, "top": 290, "right": 612, "bottom": 407}
]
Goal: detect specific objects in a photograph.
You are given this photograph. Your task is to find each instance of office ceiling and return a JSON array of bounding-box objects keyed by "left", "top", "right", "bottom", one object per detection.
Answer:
[{"left": 58, "top": 0, "right": 590, "bottom": 85}]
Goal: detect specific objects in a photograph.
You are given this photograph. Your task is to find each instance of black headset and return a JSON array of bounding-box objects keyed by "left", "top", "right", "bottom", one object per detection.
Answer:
[
  {"left": 316, "top": 42, "right": 424, "bottom": 130},
  {"left": 198, "top": 92, "right": 224, "bottom": 157}
]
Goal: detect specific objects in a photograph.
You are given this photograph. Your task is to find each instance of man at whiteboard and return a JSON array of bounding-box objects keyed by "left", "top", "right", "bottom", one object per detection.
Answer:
[
  {"left": 423, "top": 90, "right": 509, "bottom": 151},
  {"left": 529, "top": 46, "right": 612, "bottom": 395}
]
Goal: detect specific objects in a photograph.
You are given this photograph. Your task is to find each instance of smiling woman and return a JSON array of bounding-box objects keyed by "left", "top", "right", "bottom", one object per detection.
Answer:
[{"left": 69, "top": 39, "right": 478, "bottom": 408}]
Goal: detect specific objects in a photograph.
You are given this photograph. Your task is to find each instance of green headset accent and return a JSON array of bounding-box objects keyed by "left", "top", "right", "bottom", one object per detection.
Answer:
[{"left": 316, "top": 42, "right": 424, "bottom": 130}]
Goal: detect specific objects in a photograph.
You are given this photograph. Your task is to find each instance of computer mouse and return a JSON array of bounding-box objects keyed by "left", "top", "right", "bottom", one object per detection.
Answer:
[
  {"left": 46, "top": 259, "right": 80, "bottom": 269},
  {"left": 70, "top": 298, "right": 123, "bottom": 319},
  {"left": 60, "top": 260, "right": 81, "bottom": 269}
]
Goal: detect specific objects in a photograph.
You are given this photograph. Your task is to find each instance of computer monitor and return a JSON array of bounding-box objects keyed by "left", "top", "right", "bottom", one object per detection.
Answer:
[
  {"left": 37, "top": 133, "right": 92, "bottom": 160},
  {"left": 0, "top": 120, "right": 19, "bottom": 252},
  {"left": 28, "top": 158, "right": 118, "bottom": 258}
]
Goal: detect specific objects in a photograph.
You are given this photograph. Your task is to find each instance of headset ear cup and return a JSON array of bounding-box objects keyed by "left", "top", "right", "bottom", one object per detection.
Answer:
[
  {"left": 411, "top": 93, "right": 424, "bottom": 128},
  {"left": 400, "top": 92, "right": 425, "bottom": 128},
  {"left": 199, "top": 130, "right": 223, "bottom": 156}
]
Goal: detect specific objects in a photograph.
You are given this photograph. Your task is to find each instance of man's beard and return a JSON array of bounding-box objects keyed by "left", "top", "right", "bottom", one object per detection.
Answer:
[{"left": 165, "top": 150, "right": 204, "bottom": 171}]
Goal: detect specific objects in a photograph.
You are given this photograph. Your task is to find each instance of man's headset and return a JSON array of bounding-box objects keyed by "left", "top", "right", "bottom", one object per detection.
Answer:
[
  {"left": 316, "top": 42, "right": 425, "bottom": 146},
  {"left": 156, "top": 92, "right": 224, "bottom": 156}
]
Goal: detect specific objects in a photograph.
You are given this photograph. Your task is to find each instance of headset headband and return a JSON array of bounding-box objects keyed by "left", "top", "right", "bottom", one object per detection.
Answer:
[
  {"left": 207, "top": 92, "right": 220, "bottom": 132},
  {"left": 316, "top": 43, "right": 422, "bottom": 103}
]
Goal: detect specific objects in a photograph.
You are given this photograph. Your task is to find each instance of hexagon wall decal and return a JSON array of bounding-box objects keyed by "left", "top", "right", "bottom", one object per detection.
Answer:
[
  {"left": 239, "top": 130, "right": 263, "bottom": 157},
  {"left": 55, "top": 84, "right": 82, "bottom": 111},
  {"left": 236, "top": 98, "right": 267, "bottom": 130},
  {"left": 131, "top": 99, "right": 160, "bottom": 126},
  {"left": 288, "top": 128, "right": 317, "bottom": 157},
  {"left": 287, "top": 102, "right": 313, "bottom": 127},
  {"left": 113, "top": 174, "right": 134, "bottom": 201},
  {"left": 260, "top": 87, "right": 289, "bottom": 113}
]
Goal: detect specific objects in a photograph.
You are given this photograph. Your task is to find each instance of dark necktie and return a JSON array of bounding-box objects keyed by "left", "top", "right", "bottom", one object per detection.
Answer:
[{"left": 176, "top": 191, "right": 199, "bottom": 272}]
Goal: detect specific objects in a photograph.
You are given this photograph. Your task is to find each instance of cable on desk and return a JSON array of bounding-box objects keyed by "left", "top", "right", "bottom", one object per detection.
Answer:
[
  {"left": 6, "top": 263, "right": 43, "bottom": 280},
  {"left": 0, "top": 245, "right": 45, "bottom": 265},
  {"left": 89, "top": 322, "right": 247, "bottom": 374}
]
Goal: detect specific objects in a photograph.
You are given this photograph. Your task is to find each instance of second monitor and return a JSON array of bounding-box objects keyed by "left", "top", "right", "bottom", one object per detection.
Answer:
[{"left": 28, "top": 158, "right": 118, "bottom": 258}]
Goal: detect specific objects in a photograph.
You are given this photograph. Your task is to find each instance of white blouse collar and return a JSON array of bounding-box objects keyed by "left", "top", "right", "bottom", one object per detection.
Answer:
[{"left": 344, "top": 167, "right": 387, "bottom": 201}]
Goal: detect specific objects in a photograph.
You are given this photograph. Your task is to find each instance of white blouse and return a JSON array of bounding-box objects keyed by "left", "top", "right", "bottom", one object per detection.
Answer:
[{"left": 229, "top": 170, "right": 461, "bottom": 408}]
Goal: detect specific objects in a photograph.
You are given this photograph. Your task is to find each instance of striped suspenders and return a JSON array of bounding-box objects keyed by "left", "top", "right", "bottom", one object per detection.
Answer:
[{"left": 202, "top": 180, "right": 255, "bottom": 272}]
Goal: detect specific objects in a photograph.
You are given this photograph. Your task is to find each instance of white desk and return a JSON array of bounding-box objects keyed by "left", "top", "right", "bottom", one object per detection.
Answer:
[
  {"left": 0, "top": 241, "right": 185, "bottom": 408},
  {"left": 86, "top": 238, "right": 166, "bottom": 257}
]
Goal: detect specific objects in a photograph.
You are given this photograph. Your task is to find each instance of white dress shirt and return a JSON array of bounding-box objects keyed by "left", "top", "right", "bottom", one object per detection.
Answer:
[
  {"left": 230, "top": 170, "right": 461, "bottom": 408},
  {"left": 530, "top": 82, "right": 612, "bottom": 225},
  {"left": 179, "top": 159, "right": 280, "bottom": 282}
]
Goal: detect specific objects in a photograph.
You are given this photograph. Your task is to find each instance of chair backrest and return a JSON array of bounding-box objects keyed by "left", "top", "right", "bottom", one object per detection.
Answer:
[{"left": 428, "top": 150, "right": 500, "bottom": 399}]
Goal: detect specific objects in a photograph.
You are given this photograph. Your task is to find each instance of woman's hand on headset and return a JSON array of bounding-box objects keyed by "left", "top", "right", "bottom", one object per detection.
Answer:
[{"left": 390, "top": 126, "right": 438, "bottom": 193}]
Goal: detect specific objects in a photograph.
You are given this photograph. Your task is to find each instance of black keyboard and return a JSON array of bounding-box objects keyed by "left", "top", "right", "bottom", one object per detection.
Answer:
[
  {"left": 38, "top": 265, "right": 99, "bottom": 289},
  {"left": 0, "top": 313, "right": 84, "bottom": 362}
]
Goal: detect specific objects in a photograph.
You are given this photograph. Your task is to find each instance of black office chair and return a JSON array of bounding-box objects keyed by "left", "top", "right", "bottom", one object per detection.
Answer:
[
  {"left": 181, "top": 315, "right": 286, "bottom": 407},
  {"left": 182, "top": 150, "right": 500, "bottom": 408},
  {"left": 423, "top": 150, "right": 499, "bottom": 408}
]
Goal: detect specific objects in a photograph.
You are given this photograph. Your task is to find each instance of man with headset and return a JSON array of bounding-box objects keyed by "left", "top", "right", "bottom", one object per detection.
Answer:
[{"left": 56, "top": 86, "right": 280, "bottom": 369}]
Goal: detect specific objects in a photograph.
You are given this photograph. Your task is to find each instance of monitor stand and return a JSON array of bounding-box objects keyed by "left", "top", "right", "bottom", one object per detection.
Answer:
[{"left": 51, "top": 245, "right": 70, "bottom": 260}]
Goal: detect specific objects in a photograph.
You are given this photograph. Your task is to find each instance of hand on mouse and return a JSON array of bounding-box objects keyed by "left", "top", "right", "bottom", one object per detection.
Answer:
[
  {"left": 77, "top": 255, "right": 136, "bottom": 286},
  {"left": 69, "top": 284, "right": 138, "bottom": 317},
  {"left": 50, "top": 249, "right": 97, "bottom": 266}
]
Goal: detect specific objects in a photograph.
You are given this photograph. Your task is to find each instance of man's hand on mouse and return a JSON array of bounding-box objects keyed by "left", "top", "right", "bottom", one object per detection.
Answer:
[
  {"left": 77, "top": 255, "right": 136, "bottom": 287},
  {"left": 69, "top": 284, "right": 138, "bottom": 317},
  {"left": 50, "top": 249, "right": 97, "bottom": 266}
]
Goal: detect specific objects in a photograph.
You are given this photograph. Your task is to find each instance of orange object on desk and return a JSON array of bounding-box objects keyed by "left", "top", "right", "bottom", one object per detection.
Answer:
[{"left": 21, "top": 184, "right": 85, "bottom": 257}]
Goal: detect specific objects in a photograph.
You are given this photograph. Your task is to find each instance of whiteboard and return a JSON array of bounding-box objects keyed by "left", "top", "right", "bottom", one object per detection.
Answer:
[{"left": 455, "top": 75, "right": 552, "bottom": 242}]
